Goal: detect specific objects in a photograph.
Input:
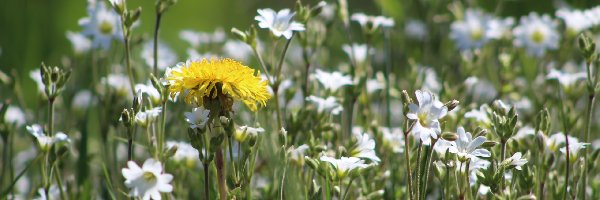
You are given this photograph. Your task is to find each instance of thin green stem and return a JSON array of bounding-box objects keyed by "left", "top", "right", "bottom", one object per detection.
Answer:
[
  {"left": 158, "top": 101, "right": 167, "bottom": 161},
  {"left": 215, "top": 148, "right": 227, "bottom": 200},
  {"left": 415, "top": 141, "right": 423, "bottom": 200},
  {"left": 124, "top": 36, "right": 136, "bottom": 94},
  {"left": 153, "top": 13, "right": 162, "bottom": 76},
  {"left": 203, "top": 162, "right": 210, "bottom": 200},
  {"left": 53, "top": 164, "right": 67, "bottom": 200},
  {"left": 251, "top": 46, "right": 272, "bottom": 83},
  {"left": 500, "top": 141, "right": 506, "bottom": 190},
  {"left": 48, "top": 98, "right": 55, "bottom": 136},
  {"left": 421, "top": 141, "right": 436, "bottom": 199},
  {"left": 464, "top": 161, "right": 473, "bottom": 200},
  {"left": 341, "top": 178, "right": 354, "bottom": 200},
  {"left": 556, "top": 83, "right": 570, "bottom": 200}
]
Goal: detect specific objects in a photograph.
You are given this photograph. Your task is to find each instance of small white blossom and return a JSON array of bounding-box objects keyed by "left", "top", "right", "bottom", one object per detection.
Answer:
[
  {"left": 306, "top": 96, "right": 343, "bottom": 115},
  {"left": 448, "top": 127, "right": 491, "bottom": 159},
  {"left": 140, "top": 41, "right": 177, "bottom": 71},
  {"left": 513, "top": 13, "right": 560, "bottom": 57},
  {"left": 135, "top": 108, "right": 162, "bottom": 127},
  {"left": 320, "top": 156, "right": 368, "bottom": 179},
  {"left": 184, "top": 107, "right": 210, "bottom": 129},
  {"left": 504, "top": 152, "right": 528, "bottom": 170},
  {"left": 29, "top": 69, "right": 45, "bottom": 93},
  {"left": 66, "top": 31, "right": 92, "bottom": 54},
  {"left": 27, "top": 124, "right": 70, "bottom": 151},
  {"left": 405, "top": 19, "right": 427, "bottom": 40},
  {"left": 135, "top": 82, "right": 161, "bottom": 104},
  {"left": 556, "top": 9, "right": 593, "bottom": 34},
  {"left": 559, "top": 142, "right": 589, "bottom": 160},
  {"left": 4, "top": 106, "right": 26, "bottom": 126},
  {"left": 406, "top": 90, "right": 448, "bottom": 145},
  {"left": 546, "top": 68, "right": 586, "bottom": 87},
  {"left": 486, "top": 17, "right": 515, "bottom": 39},
  {"left": 381, "top": 127, "right": 404, "bottom": 153},
  {"left": 288, "top": 144, "right": 309, "bottom": 165},
  {"left": 223, "top": 40, "right": 253, "bottom": 62},
  {"left": 350, "top": 133, "right": 381, "bottom": 164},
  {"left": 255, "top": 8, "right": 305, "bottom": 39},
  {"left": 314, "top": 69, "right": 353, "bottom": 91},
  {"left": 79, "top": 0, "right": 122, "bottom": 50},
  {"left": 366, "top": 79, "right": 385, "bottom": 93},
  {"left": 450, "top": 9, "right": 492, "bottom": 51},
  {"left": 342, "top": 43, "right": 370, "bottom": 65},
  {"left": 234, "top": 125, "right": 264, "bottom": 142},
  {"left": 122, "top": 159, "right": 173, "bottom": 200},
  {"left": 34, "top": 185, "right": 63, "bottom": 200},
  {"left": 99, "top": 74, "right": 131, "bottom": 98},
  {"left": 513, "top": 126, "right": 536, "bottom": 140},
  {"left": 546, "top": 133, "right": 579, "bottom": 152}
]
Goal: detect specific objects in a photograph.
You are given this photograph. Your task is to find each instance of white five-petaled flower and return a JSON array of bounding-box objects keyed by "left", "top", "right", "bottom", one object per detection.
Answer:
[
  {"left": 66, "top": 31, "right": 92, "bottom": 54},
  {"left": 560, "top": 142, "right": 589, "bottom": 162},
  {"left": 314, "top": 69, "right": 353, "bottom": 91},
  {"left": 546, "top": 68, "right": 586, "bottom": 88},
  {"left": 407, "top": 90, "right": 448, "bottom": 145},
  {"left": 350, "top": 13, "right": 395, "bottom": 30},
  {"left": 184, "top": 107, "right": 210, "bottom": 129},
  {"left": 288, "top": 144, "right": 310, "bottom": 165},
  {"left": 556, "top": 8, "right": 594, "bottom": 34},
  {"left": 513, "top": 12, "right": 560, "bottom": 57},
  {"left": 320, "top": 156, "right": 368, "bottom": 179},
  {"left": 450, "top": 9, "right": 492, "bottom": 51},
  {"left": 504, "top": 152, "right": 528, "bottom": 170},
  {"left": 135, "top": 108, "right": 162, "bottom": 127},
  {"left": 448, "top": 127, "right": 491, "bottom": 160},
  {"left": 306, "top": 96, "right": 343, "bottom": 115},
  {"left": 27, "top": 124, "right": 70, "bottom": 152},
  {"left": 342, "top": 43, "right": 370, "bottom": 65},
  {"left": 350, "top": 133, "right": 381, "bottom": 164},
  {"left": 255, "top": 8, "right": 305, "bottom": 39},
  {"left": 122, "top": 159, "right": 173, "bottom": 200},
  {"left": 78, "top": 0, "right": 122, "bottom": 50},
  {"left": 141, "top": 41, "right": 177, "bottom": 71},
  {"left": 546, "top": 133, "right": 579, "bottom": 152},
  {"left": 464, "top": 105, "right": 491, "bottom": 125}
]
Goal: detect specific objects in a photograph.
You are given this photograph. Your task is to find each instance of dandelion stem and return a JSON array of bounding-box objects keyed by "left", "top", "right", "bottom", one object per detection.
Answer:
[
  {"left": 153, "top": 13, "right": 162, "bottom": 76},
  {"left": 215, "top": 148, "right": 227, "bottom": 200},
  {"left": 203, "top": 162, "right": 210, "bottom": 200}
]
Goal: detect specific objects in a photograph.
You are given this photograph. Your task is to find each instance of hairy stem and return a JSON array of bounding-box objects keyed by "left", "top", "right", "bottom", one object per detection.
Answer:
[{"left": 152, "top": 13, "right": 162, "bottom": 76}]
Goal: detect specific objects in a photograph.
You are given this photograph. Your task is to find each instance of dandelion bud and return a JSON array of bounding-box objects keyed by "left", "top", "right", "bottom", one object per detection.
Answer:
[
  {"left": 482, "top": 141, "right": 498, "bottom": 148},
  {"left": 444, "top": 99, "right": 459, "bottom": 112},
  {"left": 441, "top": 132, "right": 458, "bottom": 141}
]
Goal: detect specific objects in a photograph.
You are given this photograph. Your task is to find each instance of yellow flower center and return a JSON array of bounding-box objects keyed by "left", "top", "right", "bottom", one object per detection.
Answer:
[
  {"left": 530, "top": 29, "right": 545, "bottom": 44},
  {"left": 99, "top": 21, "right": 114, "bottom": 35},
  {"left": 143, "top": 171, "right": 157, "bottom": 182},
  {"left": 470, "top": 28, "right": 483, "bottom": 41},
  {"left": 418, "top": 112, "right": 429, "bottom": 127}
]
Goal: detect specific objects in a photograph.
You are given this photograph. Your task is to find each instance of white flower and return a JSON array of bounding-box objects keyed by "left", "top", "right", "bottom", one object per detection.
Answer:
[
  {"left": 513, "top": 126, "right": 535, "bottom": 140},
  {"left": 234, "top": 125, "right": 264, "bottom": 142},
  {"left": 184, "top": 107, "right": 210, "bottom": 129},
  {"left": 556, "top": 9, "right": 593, "bottom": 34},
  {"left": 135, "top": 108, "right": 162, "bottom": 127},
  {"left": 288, "top": 144, "right": 309, "bottom": 165},
  {"left": 122, "top": 159, "right": 173, "bottom": 200},
  {"left": 141, "top": 41, "right": 177, "bottom": 71},
  {"left": 406, "top": 90, "right": 448, "bottom": 145},
  {"left": 320, "top": 156, "right": 368, "bottom": 179},
  {"left": 314, "top": 69, "right": 353, "bottom": 91},
  {"left": 79, "top": 0, "right": 122, "bottom": 50},
  {"left": 351, "top": 13, "right": 394, "bottom": 29},
  {"left": 464, "top": 157, "right": 491, "bottom": 186},
  {"left": 29, "top": 69, "right": 45, "bottom": 93},
  {"left": 450, "top": 9, "right": 492, "bottom": 51},
  {"left": 448, "top": 127, "right": 491, "bottom": 159},
  {"left": 72, "top": 90, "right": 97, "bottom": 111},
  {"left": 381, "top": 127, "right": 404, "bottom": 153},
  {"left": 546, "top": 133, "right": 579, "bottom": 152},
  {"left": 486, "top": 17, "right": 515, "bottom": 39},
  {"left": 4, "top": 106, "right": 26, "bottom": 126},
  {"left": 513, "top": 13, "right": 560, "bottom": 57},
  {"left": 255, "top": 8, "right": 305, "bottom": 39},
  {"left": 405, "top": 19, "right": 427, "bottom": 40},
  {"left": 223, "top": 40, "right": 253, "bottom": 62},
  {"left": 27, "top": 124, "right": 70, "bottom": 151},
  {"left": 342, "top": 43, "right": 370, "bottom": 65},
  {"left": 99, "top": 74, "right": 131, "bottom": 98},
  {"left": 350, "top": 133, "right": 381, "bottom": 164},
  {"left": 66, "top": 31, "right": 92, "bottom": 54},
  {"left": 135, "top": 82, "right": 161, "bottom": 104},
  {"left": 306, "top": 96, "right": 343, "bottom": 115},
  {"left": 504, "top": 152, "right": 528, "bottom": 170},
  {"left": 166, "top": 141, "right": 200, "bottom": 167},
  {"left": 464, "top": 105, "right": 490, "bottom": 125},
  {"left": 546, "top": 68, "right": 586, "bottom": 87},
  {"left": 559, "top": 142, "right": 589, "bottom": 160}
]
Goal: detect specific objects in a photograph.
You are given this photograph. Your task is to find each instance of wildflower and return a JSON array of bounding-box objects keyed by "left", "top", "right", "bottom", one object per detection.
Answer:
[
  {"left": 288, "top": 144, "right": 309, "bottom": 165},
  {"left": 135, "top": 108, "right": 162, "bottom": 127},
  {"left": 556, "top": 9, "right": 593, "bottom": 34},
  {"left": 513, "top": 12, "right": 559, "bottom": 57},
  {"left": 135, "top": 82, "right": 161, "bottom": 104},
  {"left": 546, "top": 133, "right": 580, "bottom": 152},
  {"left": 450, "top": 9, "right": 492, "bottom": 51},
  {"left": 184, "top": 107, "right": 210, "bottom": 130},
  {"left": 503, "top": 152, "right": 528, "bottom": 170},
  {"left": 305, "top": 96, "right": 343, "bottom": 115},
  {"left": 122, "top": 158, "right": 173, "bottom": 200},
  {"left": 4, "top": 106, "right": 26, "bottom": 126},
  {"left": 27, "top": 124, "right": 70, "bottom": 152},
  {"left": 405, "top": 19, "right": 427, "bottom": 40},
  {"left": 166, "top": 141, "right": 200, "bottom": 167},
  {"left": 351, "top": 13, "right": 394, "bottom": 30},
  {"left": 255, "top": 8, "right": 305, "bottom": 39},
  {"left": 448, "top": 127, "right": 491, "bottom": 160},
  {"left": 559, "top": 142, "right": 589, "bottom": 161},
  {"left": 486, "top": 17, "right": 515, "bottom": 39},
  {"left": 72, "top": 90, "right": 98, "bottom": 111},
  {"left": 406, "top": 90, "right": 448, "bottom": 145},
  {"left": 234, "top": 125, "right": 264, "bottom": 143},
  {"left": 464, "top": 77, "right": 497, "bottom": 103},
  {"left": 350, "top": 133, "right": 381, "bottom": 164},
  {"left": 140, "top": 41, "right": 177, "bottom": 71},
  {"left": 464, "top": 157, "right": 491, "bottom": 185},
  {"left": 78, "top": 0, "right": 122, "bottom": 50},
  {"left": 314, "top": 69, "right": 353, "bottom": 91},
  {"left": 464, "top": 105, "right": 491, "bottom": 125},
  {"left": 342, "top": 43, "right": 370, "bottom": 65},
  {"left": 320, "top": 156, "right": 368, "bottom": 179},
  {"left": 165, "top": 58, "right": 271, "bottom": 112},
  {"left": 66, "top": 31, "right": 92, "bottom": 54},
  {"left": 546, "top": 68, "right": 586, "bottom": 87}
]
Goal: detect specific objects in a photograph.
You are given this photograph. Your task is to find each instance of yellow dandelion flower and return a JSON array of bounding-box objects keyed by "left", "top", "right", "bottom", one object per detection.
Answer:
[{"left": 165, "top": 58, "right": 271, "bottom": 112}]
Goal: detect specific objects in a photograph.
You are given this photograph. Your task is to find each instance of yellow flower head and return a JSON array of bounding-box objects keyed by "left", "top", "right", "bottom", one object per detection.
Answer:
[{"left": 165, "top": 58, "right": 271, "bottom": 112}]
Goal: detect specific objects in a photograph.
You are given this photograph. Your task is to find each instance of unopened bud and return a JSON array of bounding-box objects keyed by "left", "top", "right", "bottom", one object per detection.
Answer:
[
  {"left": 165, "top": 144, "right": 178, "bottom": 159},
  {"left": 401, "top": 90, "right": 413, "bottom": 104},
  {"left": 133, "top": 90, "right": 143, "bottom": 113},
  {"left": 231, "top": 28, "right": 247, "bottom": 42},
  {"left": 441, "top": 132, "right": 458, "bottom": 141},
  {"left": 444, "top": 99, "right": 459, "bottom": 112},
  {"left": 120, "top": 109, "right": 133, "bottom": 127},
  {"left": 482, "top": 141, "right": 498, "bottom": 148}
]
